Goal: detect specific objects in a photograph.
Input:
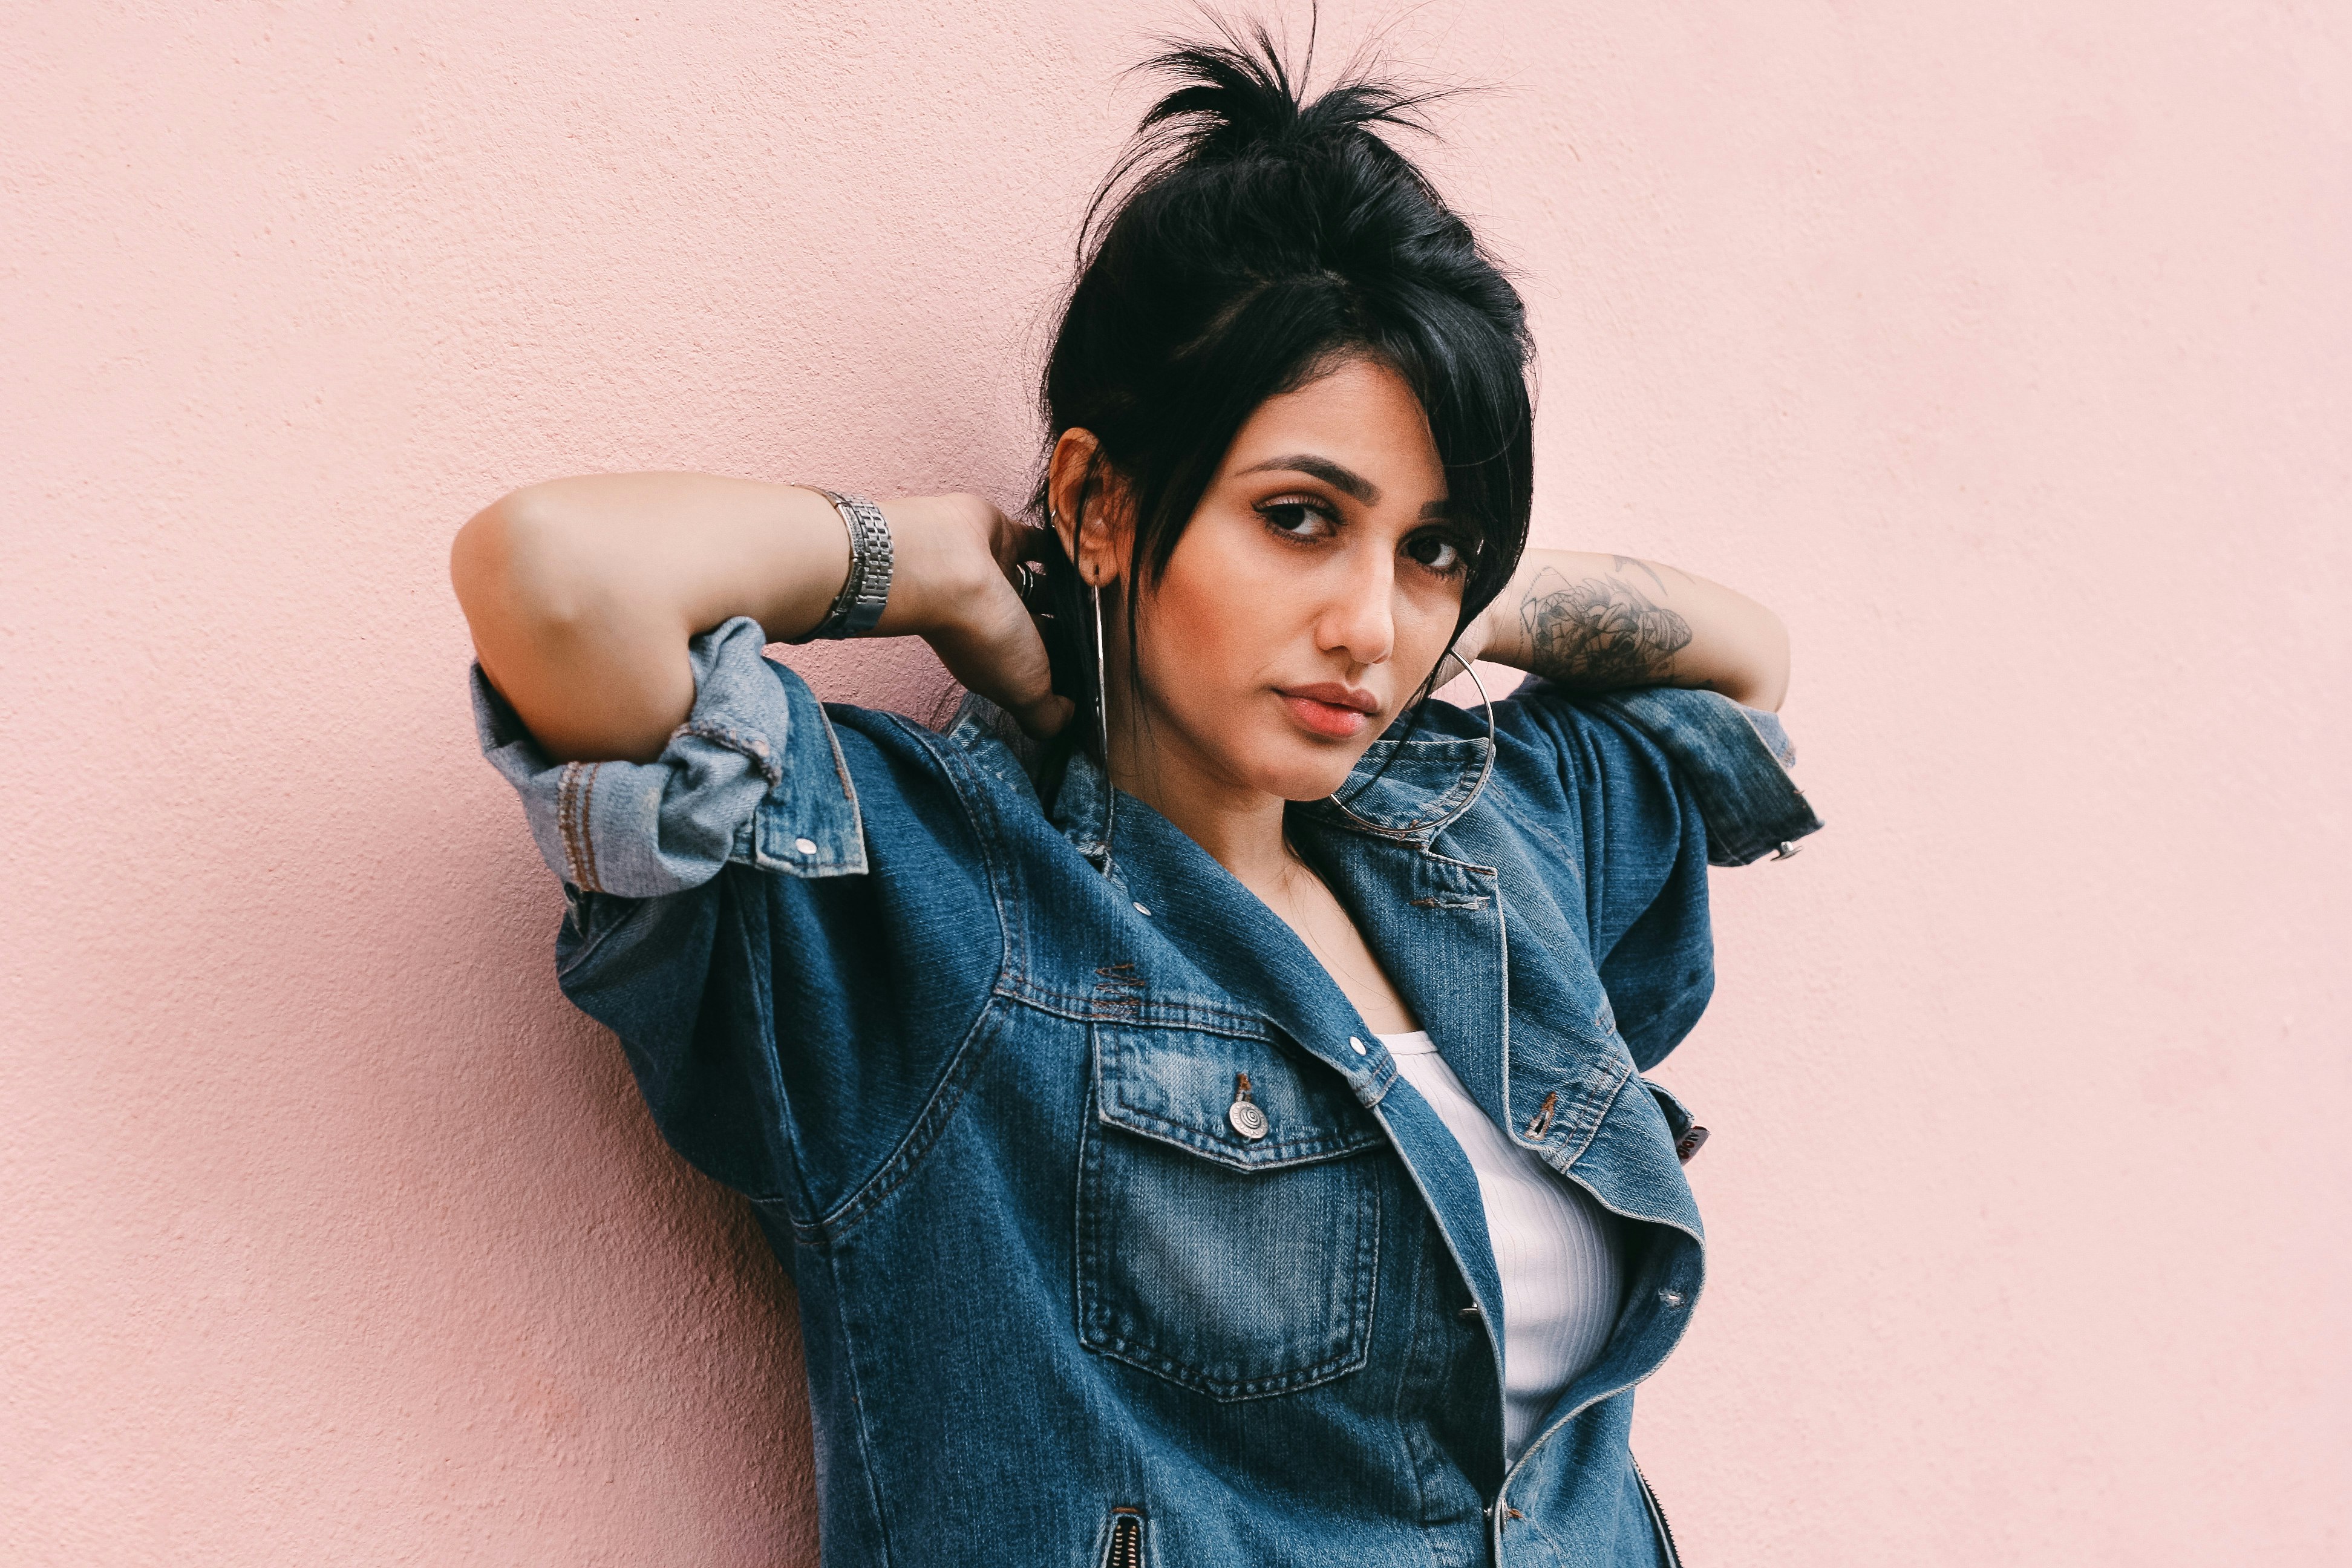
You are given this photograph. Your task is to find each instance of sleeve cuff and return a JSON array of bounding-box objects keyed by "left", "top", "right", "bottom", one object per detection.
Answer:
[
  {"left": 1586, "top": 687, "right": 1824, "bottom": 867},
  {"left": 472, "top": 616, "right": 866, "bottom": 897}
]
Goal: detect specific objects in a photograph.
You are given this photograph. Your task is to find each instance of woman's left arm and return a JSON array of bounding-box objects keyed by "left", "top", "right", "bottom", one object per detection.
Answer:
[{"left": 1460, "top": 549, "right": 1790, "bottom": 711}]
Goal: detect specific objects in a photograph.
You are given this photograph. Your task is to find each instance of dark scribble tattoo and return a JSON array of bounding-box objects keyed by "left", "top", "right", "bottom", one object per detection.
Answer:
[
  {"left": 1612, "top": 554, "right": 1668, "bottom": 594},
  {"left": 1518, "top": 566, "right": 1693, "bottom": 689}
]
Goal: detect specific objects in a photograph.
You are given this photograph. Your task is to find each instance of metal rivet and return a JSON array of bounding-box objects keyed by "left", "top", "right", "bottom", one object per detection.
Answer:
[
  {"left": 1132, "top": 901, "right": 1151, "bottom": 916},
  {"left": 1348, "top": 1036, "right": 1367, "bottom": 1055},
  {"left": 1772, "top": 840, "right": 1801, "bottom": 860},
  {"left": 1227, "top": 1101, "right": 1269, "bottom": 1140},
  {"left": 1660, "top": 1288, "right": 1685, "bottom": 1308},
  {"left": 793, "top": 837, "right": 818, "bottom": 855}
]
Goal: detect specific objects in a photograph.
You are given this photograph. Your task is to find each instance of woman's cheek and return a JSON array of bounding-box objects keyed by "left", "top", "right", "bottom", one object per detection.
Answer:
[
  {"left": 1159, "top": 613, "right": 1258, "bottom": 730},
  {"left": 1400, "top": 590, "right": 1466, "bottom": 682},
  {"left": 1146, "top": 562, "right": 1263, "bottom": 704}
]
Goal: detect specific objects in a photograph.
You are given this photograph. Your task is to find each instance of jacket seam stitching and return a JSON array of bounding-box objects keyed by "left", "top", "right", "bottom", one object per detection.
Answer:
[
  {"left": 1387, "top": 1239, "right": 1448, "bottom": 1555},
  {"left": 998, "top": 979, "right": 1269, "bottom": 1034},
  {"left": 879, "top": 711, "right": 1024, "bottom": 989},
  {"left": 793, "top": 999, "right": 1005, "bottom": 1247},
  {"left": 1552, "top": 1057, "right": 1634, "bottom": 1170},
  {"left": 781, "top": 712, "right": 1019, "bottom": 1242},
  {"left": 750, "top": 865, "right": 806, "bottom": 1213},
  {"left": 555, "top": 760, "right": 595, "bottom": 892},
  {"left": 822, "top": 1247, "right": 898, "bottom": 1568},
  {"left": 1097, "top": 1099, "right": 1385, "bottom": 1166},
  {"left": 577, "top": 762, "right": 604, "bottom": 892},
  {"left": 812, "top": 699, "right": 869, "bottom": 864}
]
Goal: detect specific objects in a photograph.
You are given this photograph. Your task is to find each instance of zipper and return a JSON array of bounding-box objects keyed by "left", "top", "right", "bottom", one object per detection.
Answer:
[
  {"left": 1631, "top": 1456, "right": 1685, "bottom": 1567},
  {"left": 1100, "top": 1506, "right": 1143, "bottom": 1568}
]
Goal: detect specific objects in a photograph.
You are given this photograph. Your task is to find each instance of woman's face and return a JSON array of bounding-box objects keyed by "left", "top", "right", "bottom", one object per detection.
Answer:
[{"left": 1114, "top": 353, "right": 1470, "bottom": 805}]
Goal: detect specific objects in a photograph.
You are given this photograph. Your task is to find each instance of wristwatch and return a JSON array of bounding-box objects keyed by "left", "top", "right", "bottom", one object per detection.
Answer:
[{"left": 788, "top": 488, "right": 894, "bottom": 642}]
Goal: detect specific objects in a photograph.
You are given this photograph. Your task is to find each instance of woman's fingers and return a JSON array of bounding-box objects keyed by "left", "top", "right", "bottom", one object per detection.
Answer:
[
  {"left": 927, "top": 569, "right": 1074, "bottom": 740},
  {"left": 882, "top": 494, "right": 1071, "bottom": 739}
]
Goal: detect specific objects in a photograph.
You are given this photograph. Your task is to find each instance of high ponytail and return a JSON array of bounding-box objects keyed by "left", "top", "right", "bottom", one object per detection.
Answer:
[
  {"left": 1119, "top": 27, "right": 1437, "bottom": 180},
  {"left": 1031, "top": 16, "right": 1535, "bottom": 760}
]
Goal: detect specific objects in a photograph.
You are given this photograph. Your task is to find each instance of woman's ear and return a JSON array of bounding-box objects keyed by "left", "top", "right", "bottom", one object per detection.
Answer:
[{"left": 1047, "top": 428, "right": 1126, "bottom": 588}]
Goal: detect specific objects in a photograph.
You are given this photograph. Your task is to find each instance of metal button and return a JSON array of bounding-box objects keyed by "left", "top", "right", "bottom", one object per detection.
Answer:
[
  {"left": 1457, "top": 1304, "right": 1482, "bottom": 1324},
  {"left": 1348, "top": 1036, "right": 1367, "bottom": 1056},
  {"left": 1227, "top": 1100, "right": 1269, "bottom": 1140},
  {"left": 793, "top": 837, "right": 817, "bottom": 855},
  {"left": 1659, "top": 1288, "right": 1685, "bottom": 1308},
  {"left": 1133, "top": 901, "right": 1151, "bottom": 916}
]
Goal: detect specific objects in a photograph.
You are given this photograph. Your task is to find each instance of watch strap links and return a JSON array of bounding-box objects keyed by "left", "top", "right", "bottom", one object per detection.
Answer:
[{"left": 786, "top": 488, "right": 894, "bottom": 643}]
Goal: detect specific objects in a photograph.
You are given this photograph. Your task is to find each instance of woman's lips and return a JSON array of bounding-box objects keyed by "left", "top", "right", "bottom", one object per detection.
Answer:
[{"left": 1278, "top": 685, "right": 1378, "bottom": 739}]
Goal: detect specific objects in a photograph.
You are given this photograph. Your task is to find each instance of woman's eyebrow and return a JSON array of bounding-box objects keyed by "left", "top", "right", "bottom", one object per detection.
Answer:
[{"left": 1235, "top": 453, "right": 1380, "bottom": 504}]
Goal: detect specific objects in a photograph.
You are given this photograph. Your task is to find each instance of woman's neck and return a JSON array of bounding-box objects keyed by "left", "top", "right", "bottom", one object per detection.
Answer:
[
  {"left": 1112, "top": 710, "right": 1422, "bottom": 1033},
  {"left": 1108, "top": 717, "right": 1298, "bottom": 895}
]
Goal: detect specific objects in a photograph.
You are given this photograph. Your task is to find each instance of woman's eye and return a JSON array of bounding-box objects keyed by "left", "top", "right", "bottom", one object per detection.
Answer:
[
  {"left": 1405, "top": 534, "right": 1466, "bottom": 575},
  {"left": 1260, "top": 500, "right": 1334, "bottom": 538}
]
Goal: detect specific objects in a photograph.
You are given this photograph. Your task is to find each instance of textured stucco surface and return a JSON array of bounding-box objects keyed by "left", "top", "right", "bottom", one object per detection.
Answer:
[{"left": 4, "top": 2, "right": 2347, "bottom": 1563}]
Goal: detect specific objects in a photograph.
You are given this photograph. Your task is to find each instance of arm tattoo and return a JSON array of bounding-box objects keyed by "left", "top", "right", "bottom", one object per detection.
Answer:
[
  {"left": 1612, "top": 554, "right": 1668, "bottom": 594},
  {"left": 1518, "top": 566, "right": 1694, "bottom": 689}
]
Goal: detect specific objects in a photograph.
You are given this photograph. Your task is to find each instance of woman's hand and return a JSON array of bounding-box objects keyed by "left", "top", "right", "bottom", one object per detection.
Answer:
[{"left": 878, "top": 494, "right": 1074, "bottom": 740}]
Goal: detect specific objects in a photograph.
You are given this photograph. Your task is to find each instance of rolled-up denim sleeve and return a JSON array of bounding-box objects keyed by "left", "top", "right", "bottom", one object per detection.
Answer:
[
  {"left": 1581, "top": 688, "right": 1820, "bottom": 868},
  {"left": 1491, "top": 681, "right": 1823, "bottom": 1069},
  {"left": 471, "top": 615, "right": 864, "bottom": 897}
]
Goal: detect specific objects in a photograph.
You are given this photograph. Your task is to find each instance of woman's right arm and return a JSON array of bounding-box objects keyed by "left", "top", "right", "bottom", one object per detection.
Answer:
[{"left": 450, "top": 474, "right": 1071, "bottom": 763}]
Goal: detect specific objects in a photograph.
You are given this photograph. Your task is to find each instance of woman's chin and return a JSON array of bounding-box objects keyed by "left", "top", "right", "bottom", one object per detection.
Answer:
[
  {"left": 1235, "top": 744, "right": 1366, "bottom": 805},
  {"left": 1162, "top": 708, "right": 1371, "bottom": 805}
]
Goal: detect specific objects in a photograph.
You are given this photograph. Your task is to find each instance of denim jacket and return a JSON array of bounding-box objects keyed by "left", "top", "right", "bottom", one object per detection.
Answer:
[{"left": 474, "top": 617, "right": 1821, "bottom": 1567}]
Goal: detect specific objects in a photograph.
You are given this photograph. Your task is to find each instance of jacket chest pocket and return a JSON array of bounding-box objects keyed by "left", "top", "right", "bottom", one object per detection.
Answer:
[{"left": 1076, "top": 1022, "right": 1387, "bottom": 1401}]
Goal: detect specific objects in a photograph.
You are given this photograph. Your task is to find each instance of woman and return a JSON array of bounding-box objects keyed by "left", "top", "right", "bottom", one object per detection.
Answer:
[{"left": 454, "top": 31, "right": 1817, "bottom": 1567}]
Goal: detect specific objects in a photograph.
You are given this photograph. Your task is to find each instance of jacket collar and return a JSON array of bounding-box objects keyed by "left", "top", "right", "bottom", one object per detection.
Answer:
[
  {"left": 1039, "top": 714, "right": 1498, "bottom": 862},
  {"left": 955, "top": 676, "right": 1821, "bottom": 873},
  {"left": 1294, "top": 731, "right": 1492, "bottom": 841},
  {"left": 1044, "top": 740, "right": 1118, "bottom": 871}
]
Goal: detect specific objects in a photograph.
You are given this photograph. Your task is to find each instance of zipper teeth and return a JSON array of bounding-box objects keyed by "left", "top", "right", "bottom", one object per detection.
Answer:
[
  {"left": 1632, "top": 1457, "right": 1685, "bottom": 1567},
  {"left": 1105, "top": 1511, "right": 1142, "bottom": 1568}
]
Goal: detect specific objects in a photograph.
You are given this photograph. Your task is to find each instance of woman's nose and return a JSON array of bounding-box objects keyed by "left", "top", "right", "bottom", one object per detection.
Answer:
[{"left": 1316, "top": 546, "right": 1396, "bottom": 666}]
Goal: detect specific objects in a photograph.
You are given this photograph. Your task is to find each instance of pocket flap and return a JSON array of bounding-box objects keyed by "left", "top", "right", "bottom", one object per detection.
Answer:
[{"left": 1094, "top": 1024, "right": 1386, "bottom": 1172}]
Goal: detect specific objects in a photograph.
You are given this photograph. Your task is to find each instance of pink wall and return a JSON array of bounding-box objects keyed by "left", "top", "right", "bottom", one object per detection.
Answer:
[{"left": 6, "top": 2, "right": 2345, "bottom": 1561}]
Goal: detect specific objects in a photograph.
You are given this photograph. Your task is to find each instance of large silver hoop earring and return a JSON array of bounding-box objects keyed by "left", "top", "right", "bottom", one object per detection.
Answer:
[
  {"left": 1325, "top": 647, "right": 1497, "bottom": 838},
  {"left": 1089, "top": 578, "right": 1116, "bottom": 879}
]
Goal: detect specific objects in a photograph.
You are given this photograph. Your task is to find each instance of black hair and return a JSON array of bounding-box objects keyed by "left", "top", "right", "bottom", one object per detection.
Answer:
[{"left": 1030, "top": 18, "right": 1535, "bottom": 763}]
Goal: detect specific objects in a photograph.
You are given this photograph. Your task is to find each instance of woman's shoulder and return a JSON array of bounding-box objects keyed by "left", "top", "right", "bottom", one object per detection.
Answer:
[{"left": 818, "top": 685, "right": 1048, "bottom": 818}]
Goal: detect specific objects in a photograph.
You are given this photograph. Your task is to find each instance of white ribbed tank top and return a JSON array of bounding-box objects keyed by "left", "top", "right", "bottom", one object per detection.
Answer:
[{"left": 1376, "top": 1030, "right": 1626, "bottom": 1459}]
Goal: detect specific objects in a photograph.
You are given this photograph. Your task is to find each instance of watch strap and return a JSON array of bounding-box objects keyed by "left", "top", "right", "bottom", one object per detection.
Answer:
[{"left": 786, "top": 488, "right": 893, "bottom": 642}]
